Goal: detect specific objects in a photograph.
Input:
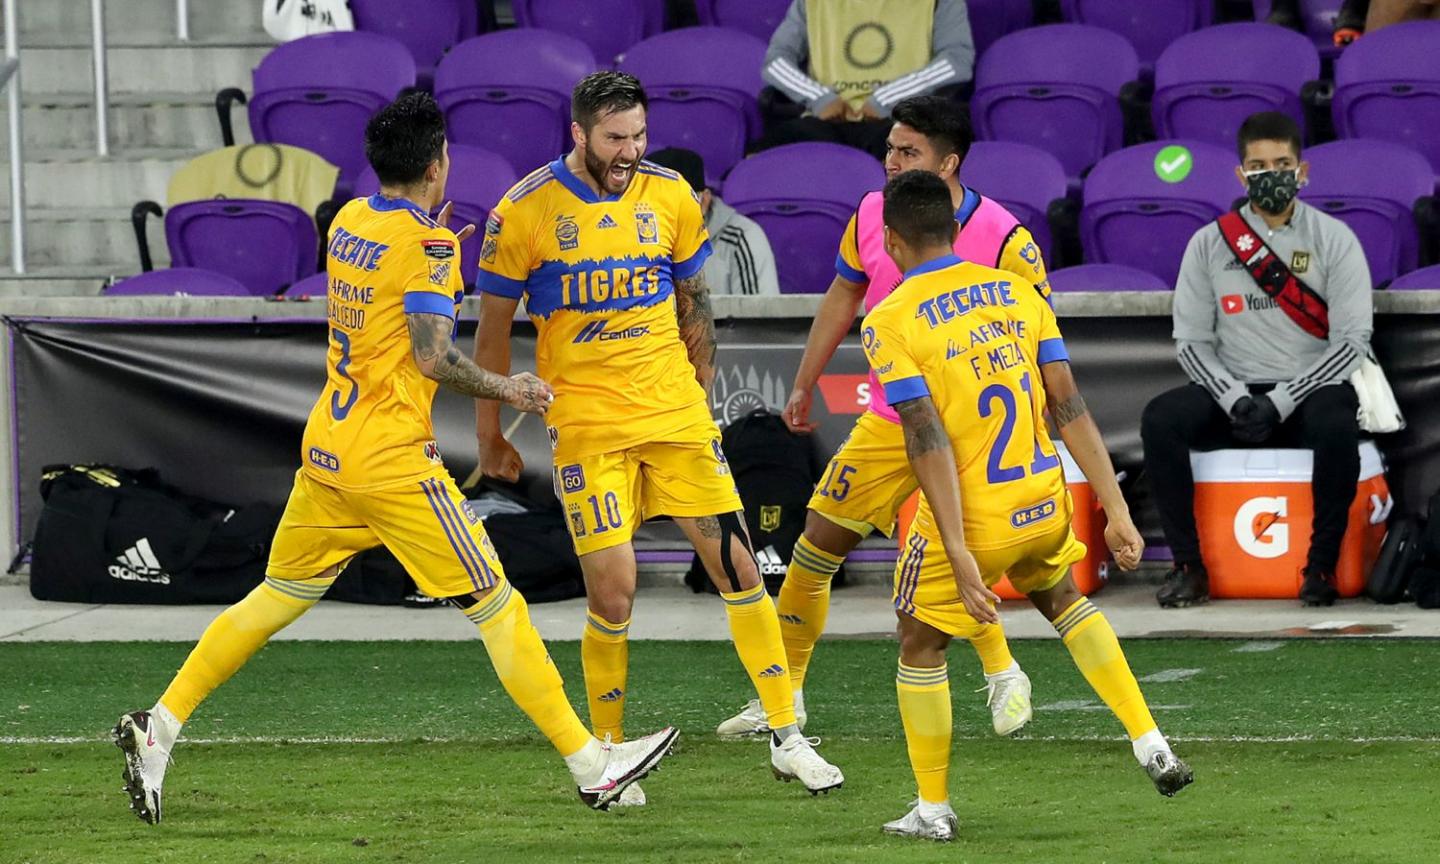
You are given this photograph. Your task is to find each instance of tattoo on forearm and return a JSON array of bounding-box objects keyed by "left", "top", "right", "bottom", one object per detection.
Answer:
[
  {"left": 675, "top": 272, "right": 717, "bottom": 369},
  {"left": 406, "top": 313, "right": 512, "bottom": 402},
  {"left": 897, "top": 397, "right": 950, "bottom": 460},
  {"left": 1051, "top": 393, "right": 1088, "bottom": 429}
]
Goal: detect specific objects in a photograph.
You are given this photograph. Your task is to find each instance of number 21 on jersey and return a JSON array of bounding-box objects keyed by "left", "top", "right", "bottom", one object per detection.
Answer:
[{"left": 978, "top": 371, "right": 1059, "bottom": 485}]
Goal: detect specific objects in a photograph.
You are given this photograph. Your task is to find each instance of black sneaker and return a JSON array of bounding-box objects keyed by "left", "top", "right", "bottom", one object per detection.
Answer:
[
  {"left": 1299, "top": 567, "right": 1339, "bottom": 607},
  {"left": 1144, "top": 750, "right": 1195, "bottom": 797},
  {"left": 1156, "top": 563, "right": 1209, "bottom": 608}
]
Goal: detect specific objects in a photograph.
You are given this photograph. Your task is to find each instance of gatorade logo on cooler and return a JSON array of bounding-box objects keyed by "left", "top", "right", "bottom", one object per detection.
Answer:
[{"left": 1234, "top": 496, "right": 1289, "bottom": 558}]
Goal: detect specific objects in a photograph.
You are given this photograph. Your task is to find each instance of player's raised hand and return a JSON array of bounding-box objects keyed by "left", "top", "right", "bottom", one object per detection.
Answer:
[
  {"left": 505, "top": 371, "right": 554, "bottom": 416},
  {"left": 1104, "top": 516, "right": 1145, "bottom": 572},
  {"left": 782, "top": 387, "right": 817, "bottom": 433},
  {"left": 479, "top": 435, "right": 525, "bottom": 483},
  {"left": 436, "top": 200, "right": 477, "bottom": 244},
  {"left": 950, "top": 549, "right": 1001, "bottom": 625}
]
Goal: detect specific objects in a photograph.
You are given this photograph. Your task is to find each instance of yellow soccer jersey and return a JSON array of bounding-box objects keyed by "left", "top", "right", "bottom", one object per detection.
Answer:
[
  {"left": 300, "top": 194, "right": 464, "bottom": 491},
  {"left": 477, "top": 158, "right": 713, "bottom": 458},
  {"left": 862, "top": 253, "right": 1069, "bottom": 550}
]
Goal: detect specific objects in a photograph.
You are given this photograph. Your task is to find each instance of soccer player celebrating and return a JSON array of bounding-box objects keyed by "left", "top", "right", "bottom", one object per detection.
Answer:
[
  {"left": 720, "top": 96, "right": 1044, "bottom": 741},
  {"left": 474, "top": 72, "right": 842, "bottom": 805},
  {"left": 863, "top": 172, "right": 1193, "bottom": 841},
  {"left": 112, "top": 93, "right": 678, "bottom": 824}
]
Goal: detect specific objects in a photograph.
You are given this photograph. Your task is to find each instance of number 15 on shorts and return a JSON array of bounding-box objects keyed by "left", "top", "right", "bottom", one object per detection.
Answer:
[{"left": 817, "top": 462, "right": 856, "bottom": 501}]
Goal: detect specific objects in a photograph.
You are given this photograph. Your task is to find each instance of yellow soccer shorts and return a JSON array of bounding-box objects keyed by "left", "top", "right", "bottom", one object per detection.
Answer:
[
  {"left": 808, "top": 410, "right": 915, "bottom": 538},
  {"left": 267, "top": 467, "right": 505, "bottom": 598},
  {"left": 553, "top": 419, "right": 744, "bottom": 556},
  {"left": 893, "top": 504, "right": 1087, "bottom": 639}
]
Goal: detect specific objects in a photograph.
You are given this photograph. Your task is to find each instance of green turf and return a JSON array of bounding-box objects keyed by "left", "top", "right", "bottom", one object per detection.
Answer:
[{"left": 3, "top": 639, "right": 1439, "bottom": 863}]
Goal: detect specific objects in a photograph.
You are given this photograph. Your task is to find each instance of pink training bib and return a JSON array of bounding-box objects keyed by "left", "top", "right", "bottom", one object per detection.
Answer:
[{"left": 852, "top": 186, "right": 1021, "bottom": 421}]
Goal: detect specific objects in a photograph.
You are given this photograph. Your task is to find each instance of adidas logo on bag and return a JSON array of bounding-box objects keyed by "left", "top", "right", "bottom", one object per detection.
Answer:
[{"left": 107, "top": 537, "right": 171, "bottom": 585}]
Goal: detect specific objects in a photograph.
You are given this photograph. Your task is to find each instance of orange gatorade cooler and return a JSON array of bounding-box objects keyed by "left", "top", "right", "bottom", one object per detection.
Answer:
[
  {"left": 895, "top": 444, "right": 1108, "bottom": 600},
  {"left": 1189, "top": 442, "right": 1390, "bottom": 599}
]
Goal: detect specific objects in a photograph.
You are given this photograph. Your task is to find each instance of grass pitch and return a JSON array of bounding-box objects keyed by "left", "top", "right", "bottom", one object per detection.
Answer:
[{"left": 3, "top": 638, "right": 1438, "bottom": 863}]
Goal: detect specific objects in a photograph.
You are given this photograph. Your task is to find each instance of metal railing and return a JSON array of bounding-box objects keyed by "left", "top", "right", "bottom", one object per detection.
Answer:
[
  {"left": 176, "top": 0, "right": 189, "bottom": 41},
  {"left": 90, "top": 0, "right": 108, "bottom": 157},
  {"left": 4, "top": 0, "right": 23, "bottom": 274}
]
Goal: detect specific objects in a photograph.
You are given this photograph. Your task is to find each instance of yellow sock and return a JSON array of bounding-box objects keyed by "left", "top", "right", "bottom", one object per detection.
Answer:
[
  {"left": 967, "top": 622, "right": 1015, "bottom": 676},
  {"left": 160, "top": 574, "right": 333, "bottom": 722},
  {"left": 1054, "top": 598, "right": 1158, "bottom": 740},
  {"left": 777, "top": 536, "right": 843, "bottom": 689},
  {"left": 897, "top": 662, "right": 951, "bottom": 804},
  {"left": 722, "top": 583, "right": 797, "bottom": 729},
  {"left": 464, "top": 580, "right": 592, "bottom": 758},
  {"left": 581, "top": 611, "right": 630, "bottom": 742}
]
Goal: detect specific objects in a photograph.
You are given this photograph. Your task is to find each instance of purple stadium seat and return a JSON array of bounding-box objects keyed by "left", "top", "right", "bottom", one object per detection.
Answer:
[
  {"left": 693, "top": 0, "right": 789, "bottom": 42},
  {"left": 1060, "top": 0, "right": 1212, "bottom": 66},
  {"left": 353, "top": 145, "right": 519, "bottom": 288},
  {"left": 513, "top": 0, "right": 647, "bottom": 66},
  {"left": 971, "top": 25, "right": 1139, "bottom": 180},
  {"left": 724, "top": 143, "right": 885, "bottom": 294},
  {"left": 967, "top": 0, "right": 1035, "bottom": 56},
  {"left": 1333, "top": 21, "right": 1440, "bottom": 180},
  {"left": 957, "top": 141, "right": 1068, "bottom": 261},
  {"left": 284, "top": 271, "right": 329, "bottom": 298},
  {"left": 1388, "top": 264, "right": 1440, "bottom": 291},
  {"left": 1081, "top": 140, "right": 1238, "bottom": 288},
  {"left": 618, "top": 27, "right": 766, "bottom": 181},
  {"left": 106, "top": 268, "right": 252, "bottom": 297},
  {"left": 165, "top": 200, "right": 319, "bottom": 296},
  {"left": 1251, "top": 1, "right": 1343, "bottom": 58},
  {"left": 1153, "top": 24, "right": 1319, "bottom": 149},
  {"left": 1300, "top": 139, "right": 1434, "bottom": 287},
  {"left": 350, "top": 0, "right": 463, "bottom": 82},
  {"left": 435, "top": 31, "right": 598, "bottom": 175},
  {"left": 248, "top": 32, "right": 415, "bottom": 184},
  {"left": 1048, "top": 263, "right": 1169, "bottom": 292}
]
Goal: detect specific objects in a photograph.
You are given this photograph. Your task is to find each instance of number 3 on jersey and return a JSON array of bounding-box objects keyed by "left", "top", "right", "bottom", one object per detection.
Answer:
[
  {"left": 978, "top": 371, "right": 1059, "bottom": 485},
  {"left": 330, "top": 328, "right": 360, "bottom": 420}
]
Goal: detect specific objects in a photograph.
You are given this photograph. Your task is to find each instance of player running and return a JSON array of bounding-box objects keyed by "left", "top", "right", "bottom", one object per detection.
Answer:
[
  {"left": 474, "top": 72, "right": 842, "bottom": 805},
  {"left": 720, "top": 95, "right": 1045, "bottom": 741},
  {"left": 112, "top": 93, "right": 678, "bottom": 824},
  {"left": 864, "top": 172, "right": 1193, "bottom": 841}
]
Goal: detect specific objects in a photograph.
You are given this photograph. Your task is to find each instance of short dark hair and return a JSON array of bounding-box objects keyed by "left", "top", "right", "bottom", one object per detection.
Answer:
[
  {"left": 883, "top": 170, "right": 956, "bottom": 248},
  {"left": 571, "top": 71, "right": 648, "bottom": 131},
  {"left": 889, "top": 95, "right": 972, "bottom": 161},
  {"left": 1237, "top": 111, "right": 1302, "bottom": 162},
  {"left": 364, "top": 91, "right": 446, "bottom": 186}
]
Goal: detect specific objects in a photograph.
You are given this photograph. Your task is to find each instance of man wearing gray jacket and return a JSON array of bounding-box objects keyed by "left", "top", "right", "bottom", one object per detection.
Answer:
[{"left": 1141, "top": 112, "right": 1372, "bottom": 609}]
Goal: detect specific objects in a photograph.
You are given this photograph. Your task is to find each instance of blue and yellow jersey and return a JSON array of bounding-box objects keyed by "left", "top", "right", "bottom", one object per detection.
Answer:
[
  {"left": 476, "top": 158, "right": 713, "bottom": 458},
  {"left": 862, "top": 254, "right": 1069, "bottom": 550},
  {"left": 300, "top": 194, "right": 464, "bottom": 491}
]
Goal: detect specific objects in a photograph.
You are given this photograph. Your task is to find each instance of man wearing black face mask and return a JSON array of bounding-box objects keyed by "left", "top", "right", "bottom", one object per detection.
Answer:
[{"left": 1141, "top": 112, "right": 1373, "bottom": 609}]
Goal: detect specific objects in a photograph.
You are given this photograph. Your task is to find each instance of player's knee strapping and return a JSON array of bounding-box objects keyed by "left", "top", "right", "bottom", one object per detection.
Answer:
[
  {"left": 160, "top": 573, "right": 336, "bottom": 723},
  {"left": 716, "top": 511, "right": 756, "bottom": 594}
]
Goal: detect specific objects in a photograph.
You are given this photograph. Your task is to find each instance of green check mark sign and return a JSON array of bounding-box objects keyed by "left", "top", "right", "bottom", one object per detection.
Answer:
[{"left": 1154, "top": 145, "right": 1193, "bottom": 183}]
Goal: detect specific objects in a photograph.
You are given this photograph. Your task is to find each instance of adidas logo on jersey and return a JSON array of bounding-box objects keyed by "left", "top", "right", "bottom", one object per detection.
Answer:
[
  {"left": 596, "top": 214, "right": 619, "bottom": 230},
  {"left": 108, "top": 538, "right": 171, "bottom": 585},
  {"left": 756, "top": 545, "right": 786, "bottom": 577},
  {"left": 758, "top": 663, "right": 785, "bottom": 678},
  {"left": 597, "top": 687, "right": 624, "bottom": 702}
]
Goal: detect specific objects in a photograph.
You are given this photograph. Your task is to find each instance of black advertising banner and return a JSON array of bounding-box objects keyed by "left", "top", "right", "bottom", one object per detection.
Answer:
[{"left": 9, "top": 315, "right": 1440, "bottom": 550}]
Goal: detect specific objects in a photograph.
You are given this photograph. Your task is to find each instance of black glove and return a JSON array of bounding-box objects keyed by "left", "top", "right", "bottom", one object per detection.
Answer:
[{"left": 1232, "top": 393, "right": 1280, "bottom": 443}]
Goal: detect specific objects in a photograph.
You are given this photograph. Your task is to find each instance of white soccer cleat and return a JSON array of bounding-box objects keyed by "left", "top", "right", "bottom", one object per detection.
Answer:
[
  {"left": 769, "top": 734, "right": 843, "bottom": 794},
  {"left": 883, "top": 800, "right": 959, "bottom": 842},
  {"left": 716, "top": 697, "right": 807, "bottom": 739},
  {"left": 576, "top": 727, "right": 678, "bottom": 811},
  {"left": 983, "top": 666, "right": 1033, "bottom": 736},
  {"left": 113, "top": 710, "right": 169, "bottom": 825},
  {"left": 613, "top": 781, "right": 647, "bottom": 807}
]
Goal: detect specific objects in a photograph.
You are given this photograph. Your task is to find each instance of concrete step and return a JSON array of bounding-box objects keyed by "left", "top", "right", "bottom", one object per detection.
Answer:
[
  {"left": 17, "top": 42, "right": 270, "bottom": 96},
  {"left": 1, "top": 92, "right": 250, "bottom": 152},
  {"left": 3, "top": 0, "right": 266, "bottom": 44},
  {"left": 0, "top": 147, "right": 192, "bottom": 209},
  {"left": 0, "top": 267, "right": 119, "bottom": 298},
  {"left": 0, "top": 207, "right": 167, "bottom": 270}
]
